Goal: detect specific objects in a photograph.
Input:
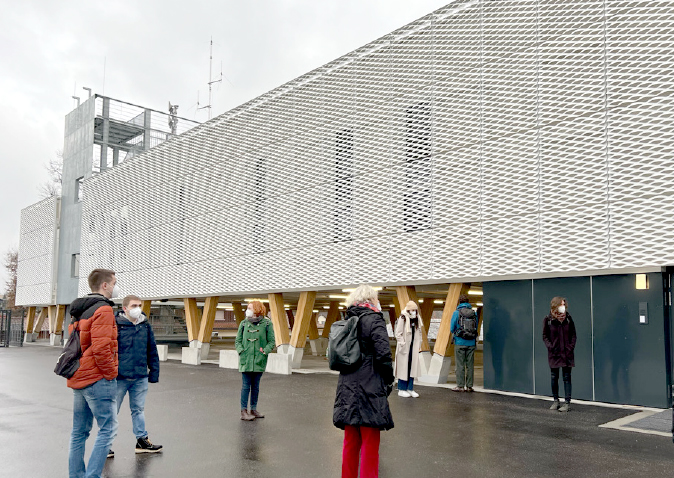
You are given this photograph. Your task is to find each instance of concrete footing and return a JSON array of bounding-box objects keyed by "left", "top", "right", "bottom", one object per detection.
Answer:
[
  {"left": 419, "top": 353, "right": 452, "bottom": 384},
  {"left": 49, "top": 334, "right": 62, "bottom": 346},
  {"left": 156, "top": 344, "right": 169, "bottom": 362},
  {"left": 276, "top": 344, "right": 289, "bottom": 354},
  {"left": 219, "top": 350, "right": 239, "bottom": 369},
  {"left": 182, "top": 346, "right": 201, "bottom": 365},
  {"left": 24, "top": 333, "right": 35, "bottom": 343},
  {"left": 219, "top": 350, "right": 291, "bottom": 375},
  {"left": 287, "top": 345, "right": 304, "bottom": 368},
  {"left": 309, "top": 337, "right": 328, "bottom": 356}
]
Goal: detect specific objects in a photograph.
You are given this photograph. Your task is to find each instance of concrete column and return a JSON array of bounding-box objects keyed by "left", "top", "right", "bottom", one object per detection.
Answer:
[
  {"left": 100, "top": 97, "right": 110, "bottom": 171},
  {"left": 419, "top": 353, "right": 452, "bottom": 384}
]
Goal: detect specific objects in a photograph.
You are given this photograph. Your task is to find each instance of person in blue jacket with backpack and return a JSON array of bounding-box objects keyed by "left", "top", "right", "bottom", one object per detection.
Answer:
[
  {"left": 108, "top": 295, "right": 162, "bottom": 457},
  {"left": 451, "top": 294, "right": 479, "bottom": 392}
]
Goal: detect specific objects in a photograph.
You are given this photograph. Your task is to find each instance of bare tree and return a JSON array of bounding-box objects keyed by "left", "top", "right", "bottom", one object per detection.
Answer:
[
  {"left": 3, "top": 247, "right": 23, "bottom": 313},
  {"left": 38, "top": 150, "right": 63, "bottom": 199}
]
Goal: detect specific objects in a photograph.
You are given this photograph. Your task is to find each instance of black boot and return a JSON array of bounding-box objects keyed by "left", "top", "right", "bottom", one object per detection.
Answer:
[{"left": 136, "top": 436, "right": 163, "bottom": 453}]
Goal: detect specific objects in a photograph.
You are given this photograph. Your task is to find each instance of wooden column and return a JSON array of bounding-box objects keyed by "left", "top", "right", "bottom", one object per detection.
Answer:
[
  {"left": 308, "top": 312, "right": 319, "bottom": 340},
  {"left": 420, "top": 299, "right": 435, "bottom": 336},
  {"left": 55, "top": 305, "right": 66, "bottom": 334},
  {"left": 25, "top": 307, "right": 36, "bottom": 335},
  {"left": 268, "top": 293, "right": 290, "bottom": 346},
  {"left": 393, "top": 297, "right": 402, "bottom": 318},
  {"left": 33, "top": 308, "right": 48, "bottom": 334},
  {"left": 141, "top": 300, "right": 152, "bottom": 317},
  {"left": 197, "top": 296, "right": 220, "bottom": 344},
  {"left": 289, "top": 291, "right": 317, "bottom": 349},
  {"left": 433, "top": 283, "right": 470, "bottom": 357},
  {"left": 232, "top": 302, "right": 245, "bottom": 326},
  {"left": 183, "top": 298, "right": 200, "bottom": 343},
  {"left": 321, "top": 301, "right": 340, "bottom": 338},
  {"left": 395, "top": 286, "right": 429, "bottom": 352}
]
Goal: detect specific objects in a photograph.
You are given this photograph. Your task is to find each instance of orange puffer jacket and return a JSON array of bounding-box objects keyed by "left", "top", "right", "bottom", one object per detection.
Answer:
[{"left": 66, "top": 294, "right": 118, "bottom": 389}]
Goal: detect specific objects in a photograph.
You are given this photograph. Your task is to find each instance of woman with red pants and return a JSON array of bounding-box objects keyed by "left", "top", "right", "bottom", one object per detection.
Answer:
[{"left": 333, "top": 284, "right": 394, "bottom": 478}]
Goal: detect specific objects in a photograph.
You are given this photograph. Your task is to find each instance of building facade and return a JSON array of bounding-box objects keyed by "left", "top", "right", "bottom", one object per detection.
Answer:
[{"left": 16, "top": 0, "right": 674, "bottom": 407}]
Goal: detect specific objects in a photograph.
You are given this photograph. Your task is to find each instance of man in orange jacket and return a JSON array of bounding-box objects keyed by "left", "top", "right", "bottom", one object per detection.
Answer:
[{"left": 67, "top": 268, "right": 119, "bottom": 478}]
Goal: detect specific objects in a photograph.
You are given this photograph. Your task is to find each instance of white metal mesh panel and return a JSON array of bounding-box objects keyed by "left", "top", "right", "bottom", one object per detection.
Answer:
[
  {"left": 15, "top": 197, "right": 59, "bottom": 306},
  {"left": 76, "top": 0, "right": 674, "bottom": 299}
]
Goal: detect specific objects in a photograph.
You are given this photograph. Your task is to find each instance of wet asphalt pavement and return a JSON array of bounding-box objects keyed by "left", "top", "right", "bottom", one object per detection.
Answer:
[{"left": 1, "top": 345, "right": 673, "bottom": 478}]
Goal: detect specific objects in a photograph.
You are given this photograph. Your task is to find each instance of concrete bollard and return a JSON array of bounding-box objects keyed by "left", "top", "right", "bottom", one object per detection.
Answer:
[{"left": 156, "top": 344, "right": 169, "bottom": 362}]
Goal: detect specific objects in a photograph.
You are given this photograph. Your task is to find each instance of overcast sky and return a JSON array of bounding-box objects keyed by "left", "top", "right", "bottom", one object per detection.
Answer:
[{"left": 0, "top": 0, "right": 451, "bottom": 288}]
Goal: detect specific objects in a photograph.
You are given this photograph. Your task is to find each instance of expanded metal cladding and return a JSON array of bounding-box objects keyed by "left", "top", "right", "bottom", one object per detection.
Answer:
[
  {"left": 79, "top": 0, "right": 674, "bottom": 298},
  {"left": 15, "top": 197, "right": 59, "bottom": 306}
]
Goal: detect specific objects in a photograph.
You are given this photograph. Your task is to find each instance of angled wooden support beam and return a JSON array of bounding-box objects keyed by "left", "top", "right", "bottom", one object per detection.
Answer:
[
  {"left": 289, "top": 291, "right": 317, "bottom": 349},
  {"left": 33, "top": 307, "right": 48, "bottom": 334},
  {"left": 433, "top": 283, "right": 471, "bottom": 357},
  {"left": 420, "top": 299, "right": 435, "bottom": 336},
  {"left": 54, "top": 305, "right": 66, "bottom": 334},
  {"left": 141, "top": 300, "right": 152, "bottom": 317},
  {"left": 183, "top": 298, "right": 200, "bottom": 343},
  {"left": 393, "top": 297, "right": 402, "bottom": 318},
  {"left": 308, "top": 312, "right": 319, "bottom": 340},
  {"left": 395, "top": 286, "right": 430, "bottom": 352},
  {"left": 267, "top": 293, "right": 290, "bottom": 348},
  {"left": 232, "top": 302, "right": 245, "bottom": 326},
  {"left": 321, "top": 301, "right": 340, "bottom": 338},
  {"left": 197, "top": 296, "right": 220, "bottom": 344},
  {"left": 25, "top": 307, "right": 36, "bottom": 335}
]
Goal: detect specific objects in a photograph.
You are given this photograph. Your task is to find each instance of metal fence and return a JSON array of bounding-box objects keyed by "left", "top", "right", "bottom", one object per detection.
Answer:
[{"left": 0, "top": 310, "right": 24, "bottom": 347}]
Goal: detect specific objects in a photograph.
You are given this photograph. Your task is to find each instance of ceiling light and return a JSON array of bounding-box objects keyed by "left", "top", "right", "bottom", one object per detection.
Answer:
[{"left": 468, "top": 290, "right": 483, "bottom": 296}]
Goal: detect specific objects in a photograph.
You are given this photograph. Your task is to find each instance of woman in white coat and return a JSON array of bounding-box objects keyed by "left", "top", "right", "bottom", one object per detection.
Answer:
[{"left": 394, "top": 301, "right": 423, "bottom": 398}]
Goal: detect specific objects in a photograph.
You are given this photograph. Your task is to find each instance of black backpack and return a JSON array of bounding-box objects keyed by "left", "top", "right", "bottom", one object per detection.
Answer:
[
  {"left": 328, "top": 315, "right": 362, "bottom": 372},
  {"left": 54, "top": 323, "right": 81, "bottom": 379},
  {"left": 456, "top": 308, "right": 478, "bottom": 340}
]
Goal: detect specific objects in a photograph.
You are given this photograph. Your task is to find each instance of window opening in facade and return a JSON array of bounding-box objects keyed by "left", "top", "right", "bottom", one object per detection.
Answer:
[
  {"left": 71, "top": 253, "right": 80, "bottom": 278},
  {"left": 76, "top": 177, "right": 84, "bottom": 202},
  {"left": 334, "top": 129, "right": 354, "bottom": 242},
  {"left": 404, "top": 102, "right": 432, "bottom": 232}
]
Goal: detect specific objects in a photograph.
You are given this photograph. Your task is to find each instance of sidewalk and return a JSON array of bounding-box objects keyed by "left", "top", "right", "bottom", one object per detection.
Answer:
[{"left": 1, "top": 345, "right": 673, "bottom": 477}]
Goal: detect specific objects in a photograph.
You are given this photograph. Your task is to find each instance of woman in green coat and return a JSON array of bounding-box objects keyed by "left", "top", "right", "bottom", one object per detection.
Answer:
[{"left": 235, "top": 300, "right": 275, "bottom": 421}]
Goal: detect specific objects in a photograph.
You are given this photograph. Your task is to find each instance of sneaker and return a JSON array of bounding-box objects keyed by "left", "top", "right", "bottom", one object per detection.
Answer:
[
  {"left": 409, "top": 390, "right": 419, "bottom": 398},
  {"left": 558, "top": 402, "right": 570, "bottom": 413},
  {"left": 241, "top": 409, "right": 255, "bottom": 421},
  {"left": 451, "top": 386, "right": 464, "bottom": 392},
  {"left": 135, "top": 436, "right": 163, "bottom": 454},
  {"left": 250, "top": 410, "right": 265, "bottom": 418},
  {"left": 398, "top": 390, "right": 411, "bottom": 398},
  {"left": 550, "top": 399, "right": 560, "bottom": 410},
  {"left": 107, "top": 450, "right": 114, "bottom": 459},
  {"left": 465, "top": 387, "right": 474, "bottom": 393}
]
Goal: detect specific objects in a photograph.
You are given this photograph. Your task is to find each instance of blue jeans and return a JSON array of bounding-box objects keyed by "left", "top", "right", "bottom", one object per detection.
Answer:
[
  {"left": 398, "top": 377, "right": 414, "bottom": 391},
  {"left": 116, "top": 377, "right": 149, "bottom": 439},
  {"left": 241, "top": 372, "right": 263, "bottom": 410},
  {"left": 69, "top": 378, "right": 118, "bottom": 478}
]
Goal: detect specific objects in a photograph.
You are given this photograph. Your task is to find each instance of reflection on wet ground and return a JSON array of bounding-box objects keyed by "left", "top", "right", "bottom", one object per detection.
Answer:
[{"left": 1, "top": 345, "right": 672, "bottom": 478}]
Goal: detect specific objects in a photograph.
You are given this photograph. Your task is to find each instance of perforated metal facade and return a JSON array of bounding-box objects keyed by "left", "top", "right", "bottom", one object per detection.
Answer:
[
  {"left": 15, "top": 197, "right": 60, "bottom": 306},
  {"left": 78, "top": 0, "right": 674, "bottom": 299}
]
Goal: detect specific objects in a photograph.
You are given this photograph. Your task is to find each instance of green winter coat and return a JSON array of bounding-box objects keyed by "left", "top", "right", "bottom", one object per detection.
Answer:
[{"left": 235, "top": 317, "right": 276, "bottom": 372}]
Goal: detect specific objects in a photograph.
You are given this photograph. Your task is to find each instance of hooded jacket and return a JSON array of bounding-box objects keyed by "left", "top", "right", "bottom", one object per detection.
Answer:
[
  {"left": 115, "top": 311, "right": 160, "bottom": 382},
  {"left": 333, "top": 305, "right": 395, "bottom": 431},
  {"left": 66, "top": 294, "right": 118, "bottom": 389}
]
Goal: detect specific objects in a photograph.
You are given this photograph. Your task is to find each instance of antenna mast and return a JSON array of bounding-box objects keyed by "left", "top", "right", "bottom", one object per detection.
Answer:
[{"left": 198, "top": 37, "right": 222, "bottom": 120}]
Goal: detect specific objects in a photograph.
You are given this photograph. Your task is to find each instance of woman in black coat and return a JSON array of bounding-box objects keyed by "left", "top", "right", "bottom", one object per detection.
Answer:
[
  {"left": 333, "top": 284, "right": 394, "bottom": 478},
  {"left": 542, "top": 296, "right": 577, "bottom": 412}
]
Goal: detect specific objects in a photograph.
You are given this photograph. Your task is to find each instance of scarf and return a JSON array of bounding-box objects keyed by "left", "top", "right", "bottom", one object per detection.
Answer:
[
  {"left": 355, "top": 302, "right": 380, "bottom": 313},
  {"left": 551, "top": 309, "right": 566, "bottom": 321},
  {"left": 248, "top": 316, "right": 263, "bottom": 325}
]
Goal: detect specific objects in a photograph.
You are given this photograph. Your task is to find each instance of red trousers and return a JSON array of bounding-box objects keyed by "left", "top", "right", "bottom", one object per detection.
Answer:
[{"left": 342, "top": 425, "right": 381, "bottom": 478}]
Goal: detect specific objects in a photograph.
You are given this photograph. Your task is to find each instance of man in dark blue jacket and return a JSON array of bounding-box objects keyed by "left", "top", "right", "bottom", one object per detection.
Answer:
[{"left": 109, "top": 295, "right": 162, "bottom": 457}]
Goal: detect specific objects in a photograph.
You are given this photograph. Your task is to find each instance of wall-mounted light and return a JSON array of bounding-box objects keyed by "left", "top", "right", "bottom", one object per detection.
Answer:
[{"left": 636, "top": 274, "right": 649, "bottom": 290}]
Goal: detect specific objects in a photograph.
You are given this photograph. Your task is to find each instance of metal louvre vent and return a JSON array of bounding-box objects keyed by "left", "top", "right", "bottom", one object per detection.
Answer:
[
  {"left": 77, "top": 0, "right": 674, "bottom": 298},
  {"left": 15, "top": 197, "right": 59, "bottom": 305}
]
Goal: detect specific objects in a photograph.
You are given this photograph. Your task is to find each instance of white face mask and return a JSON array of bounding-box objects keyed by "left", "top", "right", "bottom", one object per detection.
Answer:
[
  {"left": 558, "top": 305, "right": 566, "bottom": 314},
  {"left": 245, "top": 309, "right": 254, "bottom": 318},
  {"left": 409, "top": 310, "right": 417, "bottom": 318},
  {"left": 105, "top": 283, "right": 120, "bottom": 299},
  {"left": 128, "top": 307, "right": 142, "bottom": 320}
]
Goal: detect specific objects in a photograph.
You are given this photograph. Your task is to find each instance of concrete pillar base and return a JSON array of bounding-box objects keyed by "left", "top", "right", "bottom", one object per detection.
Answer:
[
  {"left": 288, "top": 345, "right": 304, "bottom": 369},
  {"left": 418, "top": 351, "right": 432, "bottom": 376},
  {"left": 418, "top": 353, "right": 452, "bottom": 384},
  {"left": 24, "top": 333, "right": 35, "bottom": 343},
  {"left": 265, "top": 353, "right": 292, "bottom": 375},
  {"left": 199, "top": 342, "right": 210, "bottom": 359},
  {"left": 156, "top": 344, "right": 169, "bottom": 362},
  {"left": 49, "top": 334, "right": 62, "bottom": 346},
  {"left": 276, "top": 344, "right": 289, "bottom": 355},
  {"left": 309, "top": 337, "right": 328, "bottom": 356},
  {"left": 219, "top": 350, "right": 239, "bottom": 369},
  {"left": 182, "top": 346, "right": 201, "bottom": 365}
]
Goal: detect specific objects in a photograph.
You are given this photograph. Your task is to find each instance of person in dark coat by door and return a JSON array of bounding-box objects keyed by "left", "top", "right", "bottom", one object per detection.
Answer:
[
  {"left": 333, "top": 284, "right": 394, "bottom": 478},
  {"left": 542, "top": 296, "right": 577, "bottom": 412}
]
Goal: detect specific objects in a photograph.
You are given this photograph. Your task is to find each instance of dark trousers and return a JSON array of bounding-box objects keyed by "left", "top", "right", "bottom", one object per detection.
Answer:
[
  {"left": 241, "top": 372, "right": 263, "bottom": 410},
  {"left": 455, "top": 345, "right": 476, "bottom": 388},
  {"left": 551, "top": 367, "right": 572, "bottom": 403},
  {"left": 342, "top": 425, "right": 380, "bottom": 478}
]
